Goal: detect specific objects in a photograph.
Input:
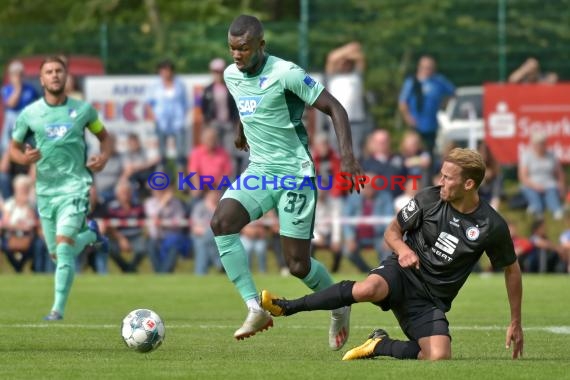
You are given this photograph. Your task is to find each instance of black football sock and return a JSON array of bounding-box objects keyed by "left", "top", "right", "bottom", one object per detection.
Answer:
[
  {"left": 373, "top": 337, "right": 420, "bottom": 360},
  {"left": 278, "top": 280, "right": 356, "bottom": 316}
]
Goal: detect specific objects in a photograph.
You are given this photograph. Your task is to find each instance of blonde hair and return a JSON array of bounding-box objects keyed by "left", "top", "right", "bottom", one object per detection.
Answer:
[{"left": 444, "top": 148, "right": 486, "bottom": 187}]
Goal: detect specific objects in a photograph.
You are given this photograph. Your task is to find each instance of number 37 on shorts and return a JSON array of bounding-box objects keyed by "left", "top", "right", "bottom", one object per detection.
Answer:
[{"left": 278, "top": 189, "right": 316, "bottom": 239}]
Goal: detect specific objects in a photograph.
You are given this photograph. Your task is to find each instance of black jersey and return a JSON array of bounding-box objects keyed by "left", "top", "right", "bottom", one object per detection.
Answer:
[{"left": 396, "top": 186, "right": 516, "bottom": 311}]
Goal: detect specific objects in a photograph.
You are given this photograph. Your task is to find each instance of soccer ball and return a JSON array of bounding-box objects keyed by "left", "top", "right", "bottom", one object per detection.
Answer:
[{"left": 121, "top": 309, "right": 165, "bottom": 353}]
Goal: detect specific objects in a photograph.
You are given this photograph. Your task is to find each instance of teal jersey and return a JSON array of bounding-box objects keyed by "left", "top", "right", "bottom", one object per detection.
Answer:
[
  {"left": 12, "top": 97, "right": 103, "bottom": 197},
  {"left": 224, "top": 55, "right": 325, "bottom": 177}
]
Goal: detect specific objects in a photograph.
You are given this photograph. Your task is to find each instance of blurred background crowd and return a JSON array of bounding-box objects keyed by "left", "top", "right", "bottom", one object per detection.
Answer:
[{"left": 0, "top": 0, "right": 569, "bottom": 275}]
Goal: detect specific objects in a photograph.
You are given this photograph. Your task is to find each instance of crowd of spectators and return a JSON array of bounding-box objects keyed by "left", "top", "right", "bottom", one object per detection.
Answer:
[{"left": 0, "top": 51, "right": 568, "bottom": 275}]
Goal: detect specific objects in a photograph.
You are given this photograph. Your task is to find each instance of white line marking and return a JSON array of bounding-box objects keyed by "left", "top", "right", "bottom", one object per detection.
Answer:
[{"left": 2, "top": 324, "right": 570, "bottom": 334}]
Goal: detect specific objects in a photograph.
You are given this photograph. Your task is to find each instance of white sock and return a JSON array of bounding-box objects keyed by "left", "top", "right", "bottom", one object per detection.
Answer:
[
  {"left": 246, "top": 297, "right": 262, "bottom": 311},
  {"left": 332, "top": 306, "right": 347, "bottom": 316}
]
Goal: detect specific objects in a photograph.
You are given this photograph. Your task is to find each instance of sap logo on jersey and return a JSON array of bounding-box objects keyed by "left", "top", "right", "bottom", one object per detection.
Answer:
[
  {"left": 45, "top": 123, "right": 72, "bottom": 140},
  {"left": 238, "top": 96, "right": 263, "bottom": 116}
]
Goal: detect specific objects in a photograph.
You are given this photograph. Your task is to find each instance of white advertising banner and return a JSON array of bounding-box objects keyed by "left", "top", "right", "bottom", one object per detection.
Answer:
[{"left": 84, "top": 74, "right": 211, "bottom": 160}]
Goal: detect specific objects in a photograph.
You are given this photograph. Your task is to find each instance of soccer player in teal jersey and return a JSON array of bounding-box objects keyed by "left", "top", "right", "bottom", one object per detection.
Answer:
[
  {"left": 210, "top": 15, "right": 364, "bottom": 350},
  {"left": 9, "top": 56, "right": 112, "bottom": 320}
]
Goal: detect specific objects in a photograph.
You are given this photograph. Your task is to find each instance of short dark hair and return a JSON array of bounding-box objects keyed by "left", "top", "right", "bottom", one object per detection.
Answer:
[
  {"left": 157, "top": 59, "right": 175, "bottom": 71},
  {"left": 40, "top": 56, "right": 67, "bottom": 71},
  {"left": 229, "top": 14, "right": 264, "bottom": 39}
]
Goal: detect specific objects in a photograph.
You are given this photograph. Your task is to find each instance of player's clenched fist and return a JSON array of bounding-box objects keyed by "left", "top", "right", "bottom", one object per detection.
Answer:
[
  {"left": 24, "top": 145, "right": 41, "bottom": 164},
  {"left": 86, "top": 155, "right": 108, "bottom": 172},
  {"left": 398, "top": 249, "right": 420, "bottom": 269}
]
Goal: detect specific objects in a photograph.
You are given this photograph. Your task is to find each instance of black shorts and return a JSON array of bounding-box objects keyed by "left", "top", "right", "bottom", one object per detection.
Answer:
[{"left": 370, "top": 255, "right": 451, "bottom": 341}]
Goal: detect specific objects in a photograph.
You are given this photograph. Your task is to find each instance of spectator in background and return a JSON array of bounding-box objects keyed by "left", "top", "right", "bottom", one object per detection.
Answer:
[
  {"left": 341, "top": 177, "right": 394, "bottom": 272},
  {"left": 312, "top": 179, "right": 343, "bottom": 273},
  {"left": 147, "top": 59, "right": 189, "bottom": 171},
  {"left": 526, "top": 219, "right": 566, "bottom": 273},
  {"left": 241, "top": 220, "right": 268, "bottom": 274},
  {"left": 57, "top": 55, "right": 84, "bottom": 100},
  {"left": 94, "top": 133, "right": 124, "bottom": 205},
  {"left": 557, "top": 214, "right": 570, "bottom": 273},
  {"left": 509, "top": 58, "right": 558, "bottom": 84},
  {"left": 0, "top": 61, "right": 39, "bottom": 199},
  {"left": 63, "top": 73, "right": 83, "bottom": 100},
  {"left": 105, "top": 179, "right": 147, "bottom": 273},
  {"left": 122, "top": 132, "right": 160, "bottom": 199},
  {"left": 187, "top": 127, "right": 233, "bottom": 201},
  {"left": 191, "top": 189, "right": 222, "bottom": 275},
  {"left": 201, "top": 58, "right": 244, "bottom": 174},
  {"left": 264, "top": 209, "right": 290, "bottom": 276},
  {"left": 478, "top": 141, "right": 502, "bottom": 210},
  {"left": 78, "top": 186, "right": 109, "bottom": 274},
  {"left": 144, "top": 188, "right": 162, "bottom": 271},
  {"left": 431, "top": 140, "right": 458, "bottom": 185},
  {"left": 325, "top": 42, "right": 370, "bottom": 159},
  {"left": 394, "top": 178, "right": 421, "bottom": 214},
  {"left": 311, "top": 132, "right": 345, "bottom": 271},
  {"left": 361, "top": 129, "right": 407, "bottom": 199},
  {"left": 507, "top": 220, "right": 534, "bottom": 273},
  {"left": 399, "top": 130, "right": 431, "bottom": 189},
  {"left": 1, "top": 174, "right": 44, "bottom": 273},
  {"left": 144, "top": 185, "right": 189, "bottom": 273},
  {"left": 518, "top": 132, "right": 565, "bottom": 220},
  {"left": 399, "top": 55, "right": 455, "bottom": 158}
]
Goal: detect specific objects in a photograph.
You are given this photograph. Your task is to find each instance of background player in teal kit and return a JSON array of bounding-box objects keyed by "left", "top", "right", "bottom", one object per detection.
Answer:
[
  {"left": 210, "top": 15, "right": 364, "bottom": 349},
  {"left": 10, "top": 56, "right": 112, "bottom": 320}
]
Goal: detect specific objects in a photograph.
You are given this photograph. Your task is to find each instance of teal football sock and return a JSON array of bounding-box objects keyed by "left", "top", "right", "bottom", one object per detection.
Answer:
[
  {"left": 215, "top": 233, "right": 258, "bottom": 303},
  {"left": 302, "top": 257, "right": 335, "bottom": 292},
  {"left": 73, "top": 229, "right": 96, "bottom": 256},
  {"left": 51, "top": 243, "right": 76, "bottom": 316}
]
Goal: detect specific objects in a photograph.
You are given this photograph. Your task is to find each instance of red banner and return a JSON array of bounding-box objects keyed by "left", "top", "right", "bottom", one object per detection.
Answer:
[{"left": 484, "top": 83, "right": 570, "bottom": 164}]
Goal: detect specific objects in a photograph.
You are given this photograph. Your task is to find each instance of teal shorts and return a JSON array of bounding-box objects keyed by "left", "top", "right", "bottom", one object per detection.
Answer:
[
  {"left": 221, "top": 171, "right": 317, "bottom": 239},
  {"left": 37, "top": 193, "right": 90, "bottom": 254}
]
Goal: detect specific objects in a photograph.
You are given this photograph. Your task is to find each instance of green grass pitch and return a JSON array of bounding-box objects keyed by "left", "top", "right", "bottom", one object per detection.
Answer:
[{"left": 0, "top": 273, "right": 569, "bottom": 379}]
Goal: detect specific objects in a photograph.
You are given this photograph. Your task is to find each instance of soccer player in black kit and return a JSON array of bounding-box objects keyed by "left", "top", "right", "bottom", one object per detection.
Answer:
[{"left": 261, "top": 148, "right": 524, "bottom": 360}]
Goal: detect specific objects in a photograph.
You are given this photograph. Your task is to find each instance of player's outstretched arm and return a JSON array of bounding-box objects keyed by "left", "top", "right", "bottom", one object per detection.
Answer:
[
  {"left": 312, "top": 89, "right": 363, "bottom": 193},
  {"left": 87, "top": 128, "right": 112, "bottom": 172},
  {"left": 9, "top": 140, "right": 41, "bottom": 166},
  {"left": 504, "top": 261, "right": 524, "bottom": 359}
]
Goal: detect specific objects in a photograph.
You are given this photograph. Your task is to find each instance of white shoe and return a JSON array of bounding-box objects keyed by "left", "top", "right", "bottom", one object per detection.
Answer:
[
  {"left": 329, "top": 306, "right": 350, "bottom": 350},
  {"left": 234, "top": 308, "right": 274, "bottom": 340}
]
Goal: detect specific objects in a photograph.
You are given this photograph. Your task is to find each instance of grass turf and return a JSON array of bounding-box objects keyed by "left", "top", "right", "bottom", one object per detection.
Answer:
[{"left": 0, "top": 273, "right": 569, "bottom": 379}]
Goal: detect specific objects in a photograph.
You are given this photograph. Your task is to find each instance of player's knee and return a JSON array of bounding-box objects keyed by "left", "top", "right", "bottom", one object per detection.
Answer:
[
  {"left": 287, "top": 259, "right": 310, "bottom": 278},
  {"left": 210, "top": 214, "right": 234, "bottom": 235},
  {"left": 210, "top": 214, "right": 223, "bottom": 235},
  {"left": 425, "top": 351, "right": 451, "bottom": 361},
  {"left": 353, "top": 283, "right": 377, "bottom": 301},
  {"left": 56, "top": 235, "right": 75, "bottom": 246},
  {"left": 422, "top": 347, "right": 451, "bottom": 361},
  {"left": 352, "top": 279, "right": 386, "bottom": 302},
  {"left": 210, "top": 201, "right": 249, "bottom": 235}
]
